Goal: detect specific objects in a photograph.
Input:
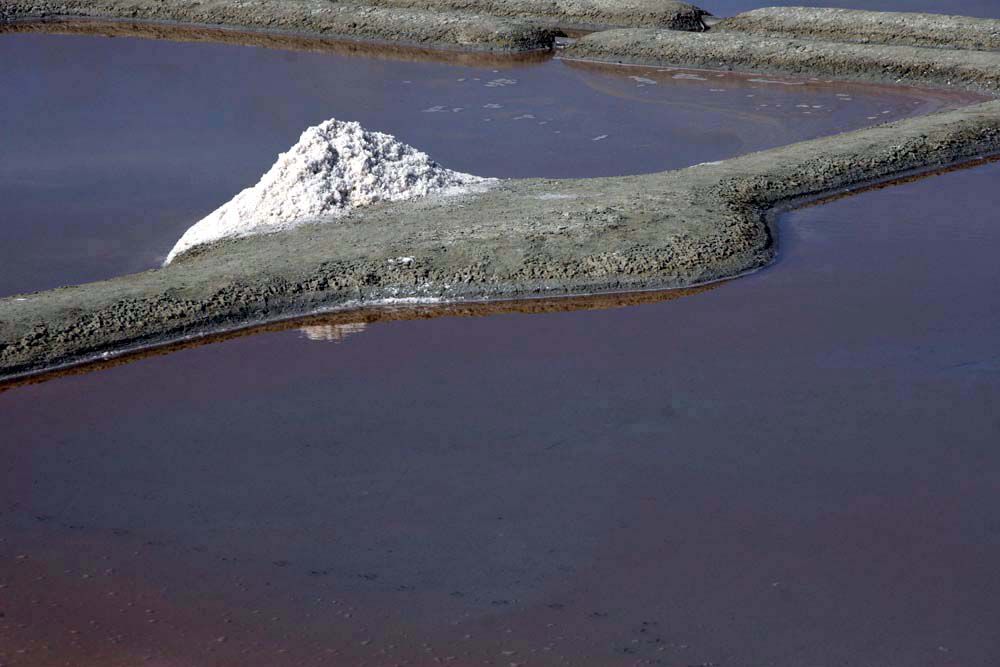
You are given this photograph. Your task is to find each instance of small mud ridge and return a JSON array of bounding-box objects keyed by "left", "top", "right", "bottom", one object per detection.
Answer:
[
  {"left": 716, "top": 7, "right": 1000, "bottom": 52},
  {"left": 0, "top": 0, "right": 711, "bottom": 51},
  {"left": 2, "top": 3, "right": 1000, "bottom": 380}
]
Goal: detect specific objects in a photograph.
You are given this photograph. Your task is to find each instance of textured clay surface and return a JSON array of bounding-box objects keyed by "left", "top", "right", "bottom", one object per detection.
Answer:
[{"left": 717, "top": 7, "right": 1000, "bottom": 52}]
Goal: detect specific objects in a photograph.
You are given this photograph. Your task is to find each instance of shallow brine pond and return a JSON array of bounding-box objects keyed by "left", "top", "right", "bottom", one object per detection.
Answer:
[
  {"left": 3, "top": 159, "right": 999, "bottom": 666},
  {"left": 2, "top": 17, "right": 1000, "bottom": 667},
  {"left": 0, "top": 27, "right": 980, "bottom": 296}
]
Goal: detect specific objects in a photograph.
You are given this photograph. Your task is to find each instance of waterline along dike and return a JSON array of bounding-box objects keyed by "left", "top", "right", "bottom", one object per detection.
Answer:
[{"left": 2, "top": 2, "right": 1000, "bottom": 665}]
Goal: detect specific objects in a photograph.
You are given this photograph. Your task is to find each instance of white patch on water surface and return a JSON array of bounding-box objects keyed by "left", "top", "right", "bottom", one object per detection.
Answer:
[
  {"left": 513, "top": 114, "right": 536, "bottom": 120},
  {"left": 747, "top": 78, "right": 804, "bottom": 86},
  {"left": 629, "top": 75, "right": 657, "bottom": 85},
  {"left": 300, "top": 322, "right": 367, "bottom": 343},
  {"left": 165, "top": 118, "right": 494, "bottom": 263},
  {"left": 592, "top": 134, "right": 609, "bottom": 141},
  {"left": 672, "top": 73, "right": 707, "bottom": 81},
  {"left": 485, "top": 78, "right": 517, "bottom": 88},
  {"left": 483, "top": 103, "right": 503, "bottom": 109},
  {"left": 423, "top": 105, "right": 448, "bottom": 113}
]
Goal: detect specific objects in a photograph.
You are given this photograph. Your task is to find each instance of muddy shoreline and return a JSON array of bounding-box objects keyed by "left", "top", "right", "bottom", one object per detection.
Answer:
[
  {"left": 0, "top": 1, "right": 560, "bottom": 53},
  {"left": 2, "top": 6, "right": 1000, "bottom": 380},
  {"left": 716, "top": 7, "right": 1000, "bottom": 52},
  {"left": 5, "top": 153, "right": 999, "bottom": 393},
  {"left": 0, "top": 0, "right": 713, "bottom": 52},
  {"left": 0, "top": 17, "right": 561, "bottom": 65},
  {"left": 562, "top": 29, "right": 1000, "bottom": 96}
]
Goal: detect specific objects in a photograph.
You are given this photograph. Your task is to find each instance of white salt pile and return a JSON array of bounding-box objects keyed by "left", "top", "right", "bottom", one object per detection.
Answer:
[{"left": 165, "top": 118, "right": 494, "bottom": 263}]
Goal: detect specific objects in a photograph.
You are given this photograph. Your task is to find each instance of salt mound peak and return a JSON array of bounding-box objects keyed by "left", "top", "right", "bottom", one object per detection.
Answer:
[{"left": 165, "top": 118, "right": 494, "bottom": 263}]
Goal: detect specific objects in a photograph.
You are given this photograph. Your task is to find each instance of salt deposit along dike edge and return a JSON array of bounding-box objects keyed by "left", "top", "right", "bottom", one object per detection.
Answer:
[
  {"left": 163, "top": 119, "right": 495, "bottom": 264},
  {"left": 2, "top": 6, "right": 1000, "bottom": 381}
]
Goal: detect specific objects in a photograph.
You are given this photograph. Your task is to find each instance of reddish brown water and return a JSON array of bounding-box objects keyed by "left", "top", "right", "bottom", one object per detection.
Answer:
[
  {"left": 2, "top": 159, "right": 999, "bottom": 666},
  {"left": 4, "top": 4, "right": 1000, "bottom": 663},
  {"left": 0, "top": 30, "right": 978, "bottom": 297}
]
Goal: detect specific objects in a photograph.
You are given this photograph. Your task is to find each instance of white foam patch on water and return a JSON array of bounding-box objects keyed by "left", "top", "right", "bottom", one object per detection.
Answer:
[
  {"left": 300, "top": 322, "right": 368, "bottom": 343},
  {"left": 748, "top": 78, "right": 804, "bottom": 86},
  {"left": 165, "top": 118, "right": 494, "bottom": 263}
]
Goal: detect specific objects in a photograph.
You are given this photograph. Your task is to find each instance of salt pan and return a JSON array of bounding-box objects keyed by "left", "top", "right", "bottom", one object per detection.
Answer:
[{"left": 165, "top": 118, "right": 493, "bottom": 263}]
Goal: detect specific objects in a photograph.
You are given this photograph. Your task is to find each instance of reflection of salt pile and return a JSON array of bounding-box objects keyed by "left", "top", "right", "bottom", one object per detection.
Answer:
[
  {"left": 300, "top": 322, "right": 368, "bottom": 343},
  {"left": 165, "top": 118, "right": 494, "bottom": 263}
]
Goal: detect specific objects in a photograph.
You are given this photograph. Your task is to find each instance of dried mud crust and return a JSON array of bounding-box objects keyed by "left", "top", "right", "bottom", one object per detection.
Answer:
[
  {"left": 716, "top": 7, "right": 1000, "bottom": 52},
  {"left": 3, "top": 9, "right": 1000, "bottom": 380},
  {"left": 338, "top": 0, "right": 711, "bottom": 31},
  {"left": 0, "top": 0, "right": 558, "bottom": 52},
  {"left": 0, "top": 19, "right": 556, "bottom": 65},
  {"left": 561, "top": 29, "right": 1000, "bottom": 96}
]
